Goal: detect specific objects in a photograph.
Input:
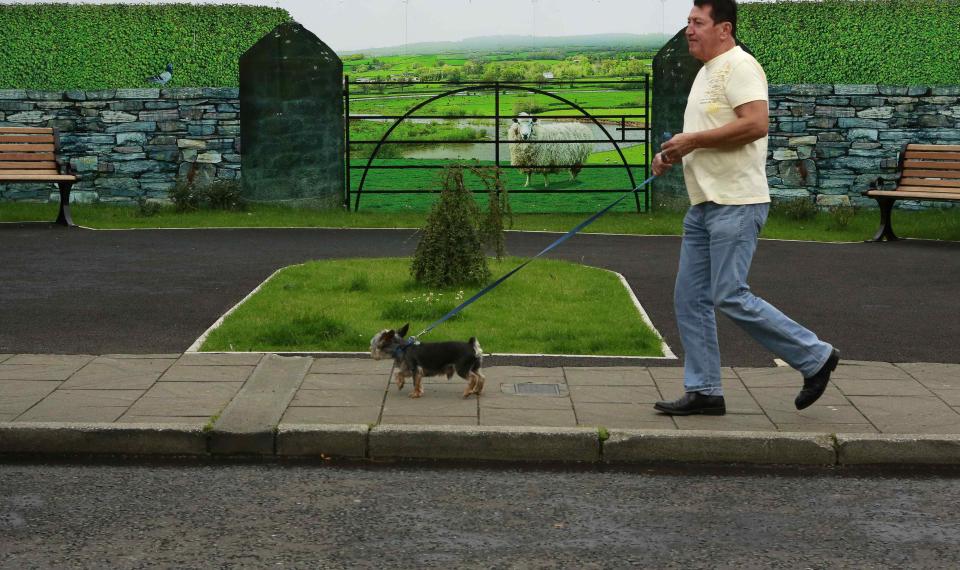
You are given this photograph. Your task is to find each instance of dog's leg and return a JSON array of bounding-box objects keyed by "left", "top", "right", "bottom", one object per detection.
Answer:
[
  {"left": 395, "top": 371, "right": 407, "bottom": 391},
  {"left": 474, "top": 370, "right": 486, "bottom": 395},
  {"left": 463, "top": 374, "right": 477, "bottom": 399},
  {"left": 411, "top": 367, "right": 424, "bottom": 398}
]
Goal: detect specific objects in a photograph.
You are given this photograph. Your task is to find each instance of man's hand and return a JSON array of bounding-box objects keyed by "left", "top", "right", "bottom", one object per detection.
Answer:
[
  {"left": 652, "top": 152, "right": 673, "bottom": 176},
  {"left": 660, "top": 132, "right": 700, "bottom": 163}
]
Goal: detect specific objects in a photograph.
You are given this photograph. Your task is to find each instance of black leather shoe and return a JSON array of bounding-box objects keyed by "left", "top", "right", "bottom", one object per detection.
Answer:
[
  {"left": 654, "top": 392, "right": 726, "bottom": 416},
  {"left": 795, "top": 349, "right": 840, "bottom": 410}
]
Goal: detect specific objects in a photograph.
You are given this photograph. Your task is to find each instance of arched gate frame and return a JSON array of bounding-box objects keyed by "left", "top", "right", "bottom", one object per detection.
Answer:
[{"left": 344, "top": 78, "right": 650, "bottom": 212}]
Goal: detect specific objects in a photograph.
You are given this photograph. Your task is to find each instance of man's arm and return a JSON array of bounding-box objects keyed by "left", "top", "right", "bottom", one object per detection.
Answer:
[{"left": 660, "top": 100, "right": 769, "bottom": 164}]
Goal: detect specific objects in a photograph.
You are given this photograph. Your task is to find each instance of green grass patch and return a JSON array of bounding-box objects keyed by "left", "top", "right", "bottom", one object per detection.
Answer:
[
  {"left": 4, "top": 201, "right": 959, "bottom": 242},
  {"left": 199, "top": 257, "right": 665, "bottom": 356}
]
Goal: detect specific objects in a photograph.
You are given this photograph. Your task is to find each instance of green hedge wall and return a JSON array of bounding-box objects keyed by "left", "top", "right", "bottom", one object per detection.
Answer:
[
  {"left": 0, "top": 4, "right": 292, "bottom": 89},
  {"left": 739, "top": 0, "right": 960, "bottom": 85}
]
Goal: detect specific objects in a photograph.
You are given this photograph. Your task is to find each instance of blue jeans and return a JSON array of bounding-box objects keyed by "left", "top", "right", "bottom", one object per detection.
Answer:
[{"left": 674, "top": 202, "right": 833, "bottom": 396}]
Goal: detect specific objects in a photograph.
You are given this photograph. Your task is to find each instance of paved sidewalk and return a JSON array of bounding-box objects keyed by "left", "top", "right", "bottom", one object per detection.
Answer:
[{"left": 2, "top": 352, "right": 959, "bottom": 435}]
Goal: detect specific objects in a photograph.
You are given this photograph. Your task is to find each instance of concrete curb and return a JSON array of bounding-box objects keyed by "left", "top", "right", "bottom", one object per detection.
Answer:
[
  {"left": 837, "top": 434, "right": 960, "bottom": 465},
  {"left": 603, "top": 429, "right": 837, "bottom": 465},
  {"left": 0, "top": 422, "right": 207, "bottom": 456},
  {"left": 277, "top": 424, "right": 369, "bottom": 459},
  {"left": 369, "top": 425, "right": 601, "bottom": 462},
  {"left": 3, "top": 422, "right": 960, "bottom": 466}
]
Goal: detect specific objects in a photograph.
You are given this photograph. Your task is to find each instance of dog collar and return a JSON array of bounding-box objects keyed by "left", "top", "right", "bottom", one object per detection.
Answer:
[{"left": 392, "top": 338, "right": 419, "bottom": 358}]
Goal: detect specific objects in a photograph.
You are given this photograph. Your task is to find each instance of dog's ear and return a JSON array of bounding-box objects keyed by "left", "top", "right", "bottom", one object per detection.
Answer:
[
  {"left": 398, "top": 323, "right": 409, "bottom": 337},
  {"left": 383, "top": 330, "right": 395, "bottom": 341}
]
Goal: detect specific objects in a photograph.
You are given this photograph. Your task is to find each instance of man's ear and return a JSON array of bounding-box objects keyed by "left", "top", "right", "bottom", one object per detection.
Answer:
[{"left": 398, "top": 323, "right": 410, "bottom": 337}]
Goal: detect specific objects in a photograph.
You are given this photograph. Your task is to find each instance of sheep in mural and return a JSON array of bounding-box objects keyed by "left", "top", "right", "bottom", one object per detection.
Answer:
[{"left": 508, "top": 112, "right": 593, "bottom": 187}]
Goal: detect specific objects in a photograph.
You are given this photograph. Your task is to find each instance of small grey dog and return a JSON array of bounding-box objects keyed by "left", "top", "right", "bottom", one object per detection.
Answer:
[{"left": 370, "top": 323, "right": 485, "bottom": 399}]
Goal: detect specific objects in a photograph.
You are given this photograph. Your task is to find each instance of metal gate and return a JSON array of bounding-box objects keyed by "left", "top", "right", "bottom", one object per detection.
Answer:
[{"left": 344, "top": 77, "right": 650, "bottom": 212}]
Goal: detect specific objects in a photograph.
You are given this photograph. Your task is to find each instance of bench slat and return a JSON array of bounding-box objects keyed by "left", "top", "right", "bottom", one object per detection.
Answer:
[
  {"left": 0, "top": 127, "right": 53, "bottom": 135},
  {"left": 900, "top": 177, "right": 960, "bottom": 188},
  {"left": 0, "top": 152, "right": 56, "bottom": 161},
  {"left": 0, "top": 169, "right": 61, "bottom": 176},
  {"left": 902, "top": 169, "right": 960, "bottom": 179},
  {"left": 904, "top": 151, "right": 960, "bottom": 161},
  {"left": 904, "top": 152, "right": 960, "bottom": 164},
  {"left": 893, "top": 185, "right": 960, "bottom": 194},
  {"left": 0, "top": 161, "right": 58, "bottom": 169},
  {"left": 866, "top": 189, "right": 960, "bottom": 201},
  {"left": 0, "top": 134, "right": 55, "bottom": 144},
  {"left": 0, "top": 143, "right": 55, "bottom": 152},
  {"left": 904, "top": 159, "right": 960, "bottom": 170},
  {"left": 908, "top": 144, "right": 960, "bottom": 152},
  {"left": 0, "top": 174, "right": 76, "bottom": 182}
]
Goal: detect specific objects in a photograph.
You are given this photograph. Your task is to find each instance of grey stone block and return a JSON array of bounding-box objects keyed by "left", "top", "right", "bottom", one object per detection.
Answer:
[
  {"left": 604, "top": 429, "right": 836, "bottom": 465},
  {"left": 276, "top": 424, "right": 368, "bottom": 458},
  {"left": 369, "top": 425, "right": 601, "bottom": 462},
  {"left": 837, "top": 434, "right": 960, "bottom": 465},
  {"left": 0, "top": 422, "right": 207, "bottom": 456},
  {"left": 209, "top": 354, "right": 311, "bottom": 455}
]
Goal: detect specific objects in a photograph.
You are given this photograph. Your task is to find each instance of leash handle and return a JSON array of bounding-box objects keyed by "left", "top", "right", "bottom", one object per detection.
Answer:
[{"left": 416, "top": 173, "right": 658, "bottom": 339}]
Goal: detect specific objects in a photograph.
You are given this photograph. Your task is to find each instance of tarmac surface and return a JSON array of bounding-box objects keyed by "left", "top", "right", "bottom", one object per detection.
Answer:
[
  {"left": 2, "top": 224, "right": 959, "bottom": 366},
  {"left": 2, "top": 461, "right": 959, "bottom": 568}
]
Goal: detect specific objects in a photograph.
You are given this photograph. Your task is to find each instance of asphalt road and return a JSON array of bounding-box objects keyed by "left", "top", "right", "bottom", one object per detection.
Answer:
[
  {"left": 2, "top": 461, "right": 959, "bottom": 568},
  {"left": 2, "top": 224, "right": 958, "bottom": 366}
]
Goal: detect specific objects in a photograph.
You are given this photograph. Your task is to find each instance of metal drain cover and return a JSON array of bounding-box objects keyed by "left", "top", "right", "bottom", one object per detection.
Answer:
[{"left": 513, "top": 383, "right": 562, "bottom": 396}]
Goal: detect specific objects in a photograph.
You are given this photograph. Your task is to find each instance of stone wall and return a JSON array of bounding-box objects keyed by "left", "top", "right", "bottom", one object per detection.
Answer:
[
  {"left": 768, "top": 84, "right": 958, "bottom": 208},
  {"left": 0, "top": 88, "right": 240, "bottom": 203}
]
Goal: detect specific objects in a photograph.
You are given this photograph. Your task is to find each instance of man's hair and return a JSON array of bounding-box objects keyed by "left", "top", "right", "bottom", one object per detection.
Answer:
[{"left": 693, "top": 0, "right": 737, "bottom": 37}]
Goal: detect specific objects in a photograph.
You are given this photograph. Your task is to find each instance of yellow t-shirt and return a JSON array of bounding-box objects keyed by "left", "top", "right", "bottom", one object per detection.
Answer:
[{"left": 681, "top": 45, "right": 770, "bottom": 206}]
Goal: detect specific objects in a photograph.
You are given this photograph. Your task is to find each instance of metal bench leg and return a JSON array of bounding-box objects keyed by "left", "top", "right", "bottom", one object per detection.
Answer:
[
  {"left": 55, "top": 181, "right": 75, "bottom": 227},
  {"left": 869, "top": 197, "right": 898, "bottom": 242}
]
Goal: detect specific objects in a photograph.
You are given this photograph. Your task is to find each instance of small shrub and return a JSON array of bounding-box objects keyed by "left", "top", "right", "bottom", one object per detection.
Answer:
[
  {"left": 169, "top": 179, "right": 202, "bottom": 213},
  {"left": 775, "top": 197, "right": 818, "bottom": 221},
  {"left": 168, "top": 178, "right": 246, "bottom": 212},
  {"left": 348, "top": 273, "right": 370, "bottom": 292},
  {"left": 513, "top": 100, "right": 547, "bottom": 115},
  {"left": 410, "top": 166, "right": 491, "bottom": 288},
  {"left": 827, "top": 204, "right": 857, "bottom": 230},
  {"left": 134, "top": 195, "right": 163, "bottom": 217},
  {"left": 472, "top": 166, "right": 512, "bottom": 260}
]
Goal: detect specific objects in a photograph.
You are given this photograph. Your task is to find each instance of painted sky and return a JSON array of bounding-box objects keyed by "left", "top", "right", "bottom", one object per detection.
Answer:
[{"left": 2, "top": 0, "right": 735, "bottom": 52}]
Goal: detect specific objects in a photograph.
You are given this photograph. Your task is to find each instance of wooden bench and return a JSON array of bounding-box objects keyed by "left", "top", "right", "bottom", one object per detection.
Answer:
[
  {"left": 864, "top": 143, "right": 960, "bottom": 241},
  {"left": 0, "top": 127, "right": 77, "bottom": 226}
]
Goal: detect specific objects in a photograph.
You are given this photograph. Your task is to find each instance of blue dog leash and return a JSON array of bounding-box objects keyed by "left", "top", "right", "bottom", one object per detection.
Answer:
[{"left": 412, "top": 171, "right": 660, "bottom": 341}]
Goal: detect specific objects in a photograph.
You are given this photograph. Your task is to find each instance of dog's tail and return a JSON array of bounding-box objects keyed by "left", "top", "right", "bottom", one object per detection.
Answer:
[{"left": 469, "top": 337, "right": 482, "bottom": 358}]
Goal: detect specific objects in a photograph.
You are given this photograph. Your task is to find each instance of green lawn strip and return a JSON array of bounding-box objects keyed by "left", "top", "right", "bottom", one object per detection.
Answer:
[
  {"left": 199, "top": 257, "right": 664, "bottom": 357},
  {"left": 4, "top": 202, "right": 959, "bottom": 242}
]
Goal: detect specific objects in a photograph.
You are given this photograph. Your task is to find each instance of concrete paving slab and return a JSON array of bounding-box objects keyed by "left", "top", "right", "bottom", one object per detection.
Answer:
[
  {"left": 573, "top": 403, "right": 676, "bottom": 429},
  {"left": 748, "top": 386, "right": 846, "bottom": 408},
  {"left": 0, "top": 355, "right": 12, "bottom": 364},
  {"left": 848, "top": 396, "right": 960, "bottom": 434},
  {"left": 59, "top": 357, "right": 175, "bottom": 390},
  {"left": 604, "top": 429, "right": 836, "bottom": 464},
  {"left": 480, "top": 389, "right": 573, "bottom": 410},
  {"left": 480, "top": 407, "right": 577, "bottom": 427},
  {"left": 562, "top": 367, "right": 654, "bottom": 386},
  {"left": 648, "top": 367, "right": 737, "bottom": 381},
  {"left": 673, "top": 414, "right": 778, "bottom": 432},
  {"left": 209, "top": 354, "right": 311, "bottom": 454},
  {"left": 569, "top": 385, "right": 661, "bottom": 404},
  {"left": 17, "top": 403, "right": 130, "bottom": 423},
  {"left": 896, "top": 363, "right": 960, "bottom": 390},
  {"left": 379, "top": 415, "right": 478, "bottom": 426},
  {"left": 837, "top": 434, "right": 960, "bottom": 465},
  {"left": 735, "top": 366, "right": 803, "bottom": 388},
  {"left": 833, "top": 361, "right": 914, "bottom": 381},
  {"left": 281, "top": 406, "right": 381, "bottom": 424},
  {"left": 484, "top": 366, "right": 565, "bottom": 379},
  {"left": 291, "top": 389, "right": 385, "bottom": 407},
  {"left": 0, "top": 363, "right": 90, "bottom": 381},
  {"left": 759, "top": 402, "right": 872, "bottom": 427},
  {"left": 276, "top": 424, "right": 368, "bottom": 458},
  {"left": 653, "top": 375, "right": 748, "bottom": 393},
  {"left": 0, "top": 415, "right": 15, "bottom": 422},
  {"left": 369, "top": 425, "right": 600, "bottom": 462},
  {"left": 301, "top": 373, "right": 389, "bottom": 390},
  {"left": 0, "top": 422, "right": 208, "bottom": 456},
  {"left": 158, "top": 365, "right": 255, "bottom": 383},
  {"left": 103, "top": 354, "right": 182, "bottom": 359},
  {"left": 711, "top": 390, "right": 766, "bottom": 415},
  {"left": 127, "top": 382, "right": 242, "bottom": 417},
  {"left": 115, "top": 415, "right": 209, "bottom": 425},
  {"left": 3, "top": 354, "right": 96, "bottom": 367},
  {"left": 934, "top": 390, "right": 960, "bottom": 406},
  {"left": 382, "top": 383, "right": 478, "bottom": 416},
  {"left": 0, "top": 381, "right": 61, "bottom": 416},
  {"left": 833, "top": 378, "right": 934, "bottom": 397},
  {"left": 177, "top": 353, "right": 265, "bottom": 366},
  {"left": 777, "top": 423, "right": 878, "bottom": 434},
  {"left": 310, "top": 358, "right": 391, "bottom": 374}
]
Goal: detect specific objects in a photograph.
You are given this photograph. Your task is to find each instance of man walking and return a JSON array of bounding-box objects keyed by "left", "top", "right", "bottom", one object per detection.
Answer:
[{"left": 652, "top": 0, "right": 839, "bottom": 416}]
